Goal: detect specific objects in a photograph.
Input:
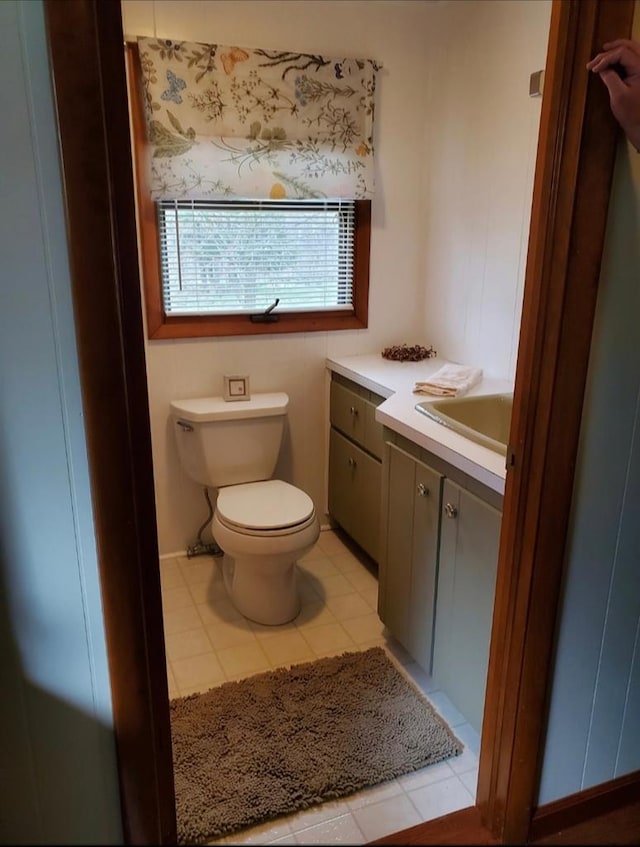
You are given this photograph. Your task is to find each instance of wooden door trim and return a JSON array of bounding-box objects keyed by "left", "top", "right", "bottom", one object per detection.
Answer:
[
  {"left": 529, "top": 770, "right": 640, "bottom": 842},
  {"left": 44, "top": 1, "right": 176, "bottom": 843},
  {"left": 42, "top": 0, "right": 634, "bottom": 844},
  {"left": 477, "top": 0, "right": 634, "bottom": 842}
]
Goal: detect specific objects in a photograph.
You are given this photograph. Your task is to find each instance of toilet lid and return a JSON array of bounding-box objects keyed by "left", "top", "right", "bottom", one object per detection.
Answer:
[{"left": 216, "top": 480, "right": 315, "bottom": 531}]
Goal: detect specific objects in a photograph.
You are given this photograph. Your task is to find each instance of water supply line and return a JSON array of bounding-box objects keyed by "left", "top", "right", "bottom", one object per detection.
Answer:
[{"left": 186, "top": 487, "right": 223, "bottom": 558}]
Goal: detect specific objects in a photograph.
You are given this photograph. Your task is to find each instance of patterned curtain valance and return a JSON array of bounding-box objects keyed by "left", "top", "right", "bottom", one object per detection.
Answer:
[{"left": 135, "top": 37, "right": 380, "bottom": 201}]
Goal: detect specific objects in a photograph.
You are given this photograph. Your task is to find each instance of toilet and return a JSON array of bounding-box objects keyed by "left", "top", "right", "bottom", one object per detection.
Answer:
[{"left": 170, "top": 392, "right": 320, "bottom": 625}]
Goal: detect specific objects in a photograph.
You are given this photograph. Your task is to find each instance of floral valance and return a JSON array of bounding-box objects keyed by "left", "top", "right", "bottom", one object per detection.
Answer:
[{"left": 135, "top": 37, "right": 380, "bottom": 201}]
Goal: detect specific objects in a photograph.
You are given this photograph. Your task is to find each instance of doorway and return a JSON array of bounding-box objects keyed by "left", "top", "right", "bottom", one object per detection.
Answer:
[{"left": 43, "top": 0, "right": 634, "bottom": 842}]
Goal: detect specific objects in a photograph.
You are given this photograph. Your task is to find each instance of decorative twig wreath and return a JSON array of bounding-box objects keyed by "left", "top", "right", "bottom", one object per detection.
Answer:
[{"left": 381, "top": 343, "right": 437, "bottom": 362}]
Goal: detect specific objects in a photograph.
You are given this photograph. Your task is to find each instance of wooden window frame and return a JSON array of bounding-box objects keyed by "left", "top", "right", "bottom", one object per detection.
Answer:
[{"left": 126, "top": 44, "right": 371, "bottom": 340}]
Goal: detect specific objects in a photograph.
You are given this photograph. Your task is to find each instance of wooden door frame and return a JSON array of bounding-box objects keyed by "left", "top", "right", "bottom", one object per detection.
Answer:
[
  {"left": 477, "top": 0, "right": 634, "bottom": 842},
  {"left": 43, "top": 0, "right": 633, "bottom": 843}
]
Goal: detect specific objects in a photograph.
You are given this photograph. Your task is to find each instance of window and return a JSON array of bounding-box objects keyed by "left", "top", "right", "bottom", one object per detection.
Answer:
[
  {"left": 127, "top": 47, "right": 371, "bottom": 340},
  {"left": 157, "top": 199, "right": 368, "bottom": 322}
]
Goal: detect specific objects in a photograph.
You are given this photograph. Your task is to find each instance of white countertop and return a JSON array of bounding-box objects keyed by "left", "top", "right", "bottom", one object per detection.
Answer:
[{"left": 326, "top": 353, "right": 513, "bottom": 494}]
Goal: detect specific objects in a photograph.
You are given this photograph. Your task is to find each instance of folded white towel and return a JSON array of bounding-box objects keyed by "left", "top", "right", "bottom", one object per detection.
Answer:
[{"left": 413, "top": 363, "right": 483, "bottom": 397}]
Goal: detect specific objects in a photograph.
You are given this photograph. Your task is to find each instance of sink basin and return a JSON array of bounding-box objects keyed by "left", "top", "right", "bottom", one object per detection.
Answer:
[{"left": 415, "top": 393, "right": 513, "bottom": 455}]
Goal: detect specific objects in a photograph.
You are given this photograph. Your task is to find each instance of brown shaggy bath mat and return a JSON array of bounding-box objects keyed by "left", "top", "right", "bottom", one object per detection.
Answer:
[{"left": 170, "top": 646, "right": 462, "bottom": 843}]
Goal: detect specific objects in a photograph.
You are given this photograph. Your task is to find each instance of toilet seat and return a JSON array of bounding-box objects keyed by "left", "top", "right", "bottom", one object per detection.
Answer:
[{"left": 216, "top": 479, "right": 316, "bottom": 537}]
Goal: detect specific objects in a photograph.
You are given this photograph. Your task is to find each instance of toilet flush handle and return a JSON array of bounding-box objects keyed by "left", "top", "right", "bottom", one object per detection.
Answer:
[{"left": 176, "top": 419, "right": 194, "bottom": 432}]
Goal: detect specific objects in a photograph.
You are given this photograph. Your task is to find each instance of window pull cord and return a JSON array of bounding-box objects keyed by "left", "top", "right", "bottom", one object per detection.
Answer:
[{"left": 250, "top": 298, "right": 280, "bottom": 323}]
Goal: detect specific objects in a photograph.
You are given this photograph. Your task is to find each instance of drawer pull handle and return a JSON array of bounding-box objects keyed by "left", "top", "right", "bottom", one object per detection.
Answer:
[
  {"left": 348, "top": 457, "right": 357, "bottom": 468},
  {"left": 417, "top": 483, "right": 429, "bottom": 497},
  {"left": 349, "top": 406, "right": 359, "bottom": 417},
  {"left": 445, "top": 502, "right": 458, "bottom": 519}
]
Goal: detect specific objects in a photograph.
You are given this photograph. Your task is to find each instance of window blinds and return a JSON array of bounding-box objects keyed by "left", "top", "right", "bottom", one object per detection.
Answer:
[{"left": 157, "top": 200, "right": 356, "bottom": 316}]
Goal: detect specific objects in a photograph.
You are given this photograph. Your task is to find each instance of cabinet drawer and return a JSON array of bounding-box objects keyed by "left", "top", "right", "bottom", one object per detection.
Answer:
[
  {"left": 330, "top": 378, "right": 384, "bottom": 459},
  {"left": 330, "top": 380, "right": 366, "bottom": 445}
]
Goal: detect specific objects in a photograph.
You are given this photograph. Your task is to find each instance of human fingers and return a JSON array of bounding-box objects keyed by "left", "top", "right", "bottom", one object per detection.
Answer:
[
  {"left": 601, "top": 38, "right": 640, "bottom": 56},
  {"left": 587, "top": 44, "right": 640, "bottom": 74},
  {"left": 599, "top": 66, "right": 628, "bottom": 100}
]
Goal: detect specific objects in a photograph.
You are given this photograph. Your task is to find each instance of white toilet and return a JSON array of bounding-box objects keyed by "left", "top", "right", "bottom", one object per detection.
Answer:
[{"left": 170, "top": 392, "right": 320, "bottom": 625}]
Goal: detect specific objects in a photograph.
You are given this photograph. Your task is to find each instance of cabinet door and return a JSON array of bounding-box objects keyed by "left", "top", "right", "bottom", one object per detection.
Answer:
[
  {"left": 379, "top": 443, "right": 442, "bottom": 672},
  {"left": 433, "top": 480, "right": 501, "bottom": 735},
  {"left": 410, "top": 459, "right": 442, "bottom": 672},
  {"left": 328, "top": 427, "right": 359, "bottom": 544},
  {"left": 328, "top": 428, "right": 381, "bottom": 561}
]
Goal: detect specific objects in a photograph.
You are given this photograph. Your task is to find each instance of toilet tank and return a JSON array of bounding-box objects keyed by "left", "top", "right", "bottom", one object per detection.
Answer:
[{"left": 170, "top": 393, "right": 288, "bottom": 488}]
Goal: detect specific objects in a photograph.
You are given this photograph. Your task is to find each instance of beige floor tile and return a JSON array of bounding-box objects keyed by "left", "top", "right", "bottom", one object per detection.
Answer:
[
  {"left": 298, "top": 543, "right": 329, "bottom": 563},
  {"left": 197, "top": 597, "right": 244, "bottom": 626},
  {"left": 205, "top": 618, "right": 258, "bottom": 650},
  {"left": 317, "top": 572, "right": 358, "bottom": 598},
  {"left": 397, "top": 761, "right": 456, "bottom": 793},
  {"left": 406, "top": 775, "right": 473, "bottom": 821},
  {"left": 298, "top": 575, "right": 322, "bottom": 604},
  {"left": 162, "top": 585, "right": 195, "bottom": 613},
  {"left": 165, "top": 626, "right": 213, "bottom": 662},
  {"left": 316, "top": 530, "right": 352, "bottom": 556},
  {"left": 216, "top": 642, "right": 270, "bottom": 678},
  {"left": 295, "top": 812, "right": 364, "bottom": 844},
  {"left": 459, "top": 768, "right": 478, "bottom": 798},
  {"left": 360, "top": 586, "right": 379, "bottom": 611},
  {"left": 300, "top": 622, "right": 355, "bottom": 656},
  {"left": 209, "top": 816, "right": 293, "bottom": 844},
  {"left": 341, "top": 612, "right": 386, "bottom": 644},
  {"left": 260, "top": 630, "right": 315, "bottom": 668},
  {"left": 172, "top": 651, "right": 225, "bottom": 690},
  {"left": 179, "top": 556, "right": 222, "bottom": 586},
  {"left": 160, "top": 559, "right": 186, "bottom": 589},
  {"left": 326, "top": 592, "right": 372, "bottom": 621},
  {"left": 352, "top": 793, "right": 421, "bottom": 841},
  {"left": 188, "top": 578, "right": 228, "bottom": 605},
  {"left": 344, "top": 568, "right": 378, "bottom": 594},
  {"left": 163, "top": 604, "right": 203, "bottom": 635},
  {"left": 299, "top": 557, "right": 339, "bottom": 579},
  {"left": 286, "top": 798, "right": 351, "bottom": 832},
  {"left": 330, "top": 551, "right": 366, "bottom": 575},
  {"left": 345, "top": 778, "right": 403, "bottom": 811},
  {"left": 294, "top": 601, "right": 338, "bottom": 630}
]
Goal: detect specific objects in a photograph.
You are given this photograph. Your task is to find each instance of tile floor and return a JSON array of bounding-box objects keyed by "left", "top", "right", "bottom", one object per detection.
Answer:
[{"left": 160, "top": 527, "right": 480, "bottom": 845}]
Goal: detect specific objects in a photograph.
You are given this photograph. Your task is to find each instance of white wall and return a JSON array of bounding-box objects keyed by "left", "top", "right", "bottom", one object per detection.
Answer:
[
  {"left": 421, "top": 0, "right": 550, "bottom": 380},
  {"left": 121, "top": 0, "right": 550, "bottom": 556}
]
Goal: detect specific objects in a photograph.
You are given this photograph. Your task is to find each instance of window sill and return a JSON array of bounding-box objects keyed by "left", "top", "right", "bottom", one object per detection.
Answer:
[{"left": 147, "top": 310, "right": 368, "bottom": 339}]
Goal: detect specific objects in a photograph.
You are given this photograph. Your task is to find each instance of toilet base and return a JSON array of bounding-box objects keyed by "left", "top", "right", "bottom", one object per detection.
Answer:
[{"left": 222, "top": 554, "right": 301, "bottom": 625}]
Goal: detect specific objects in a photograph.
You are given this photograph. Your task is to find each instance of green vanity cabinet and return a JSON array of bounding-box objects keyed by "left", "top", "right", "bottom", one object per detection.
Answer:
[
  {"left": 378, "top": 442, "right": 443, "bottom": 672},
  {"left": 328, "top": 374, "right": 385, "bottom": 562},
  {"left": 432, "top": 479, "right": 502, "bottom": 734}
]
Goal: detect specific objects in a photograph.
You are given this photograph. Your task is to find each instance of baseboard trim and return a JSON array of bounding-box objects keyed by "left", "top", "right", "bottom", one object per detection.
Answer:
[{"left": 530, "top": 770, "right": 640, "bottom": 842}]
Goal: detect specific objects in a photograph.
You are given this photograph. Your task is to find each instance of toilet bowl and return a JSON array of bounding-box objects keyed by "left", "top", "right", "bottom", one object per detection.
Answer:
[
  {"left": 170, "top": 393, "right": 320, "bottom": 625},
  {"left": 212, "top": 480, "right": 319, "bottom": 625}
]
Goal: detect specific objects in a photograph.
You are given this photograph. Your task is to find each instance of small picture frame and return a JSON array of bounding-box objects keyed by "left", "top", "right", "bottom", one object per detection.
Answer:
[{"left": 223, "top": 374, "right": 251, "bottom": 402}]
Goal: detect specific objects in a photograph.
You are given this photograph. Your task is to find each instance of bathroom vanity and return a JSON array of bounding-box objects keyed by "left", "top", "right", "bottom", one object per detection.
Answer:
[{"left": 326, "top": 353, "right": 512, "bottom": 734}]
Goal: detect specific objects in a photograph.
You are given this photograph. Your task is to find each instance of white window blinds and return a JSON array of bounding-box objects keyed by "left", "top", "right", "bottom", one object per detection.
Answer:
[{"left": 157, "top": 200, "right": 356, "bottom": 316}]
